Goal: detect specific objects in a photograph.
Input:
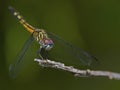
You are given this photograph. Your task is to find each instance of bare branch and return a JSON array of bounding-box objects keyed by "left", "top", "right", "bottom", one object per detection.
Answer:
[{"left": 34, "top": 59, "right": 120, "bottom": 80}]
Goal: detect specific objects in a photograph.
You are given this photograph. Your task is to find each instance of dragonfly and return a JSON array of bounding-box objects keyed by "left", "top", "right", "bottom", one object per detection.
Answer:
[{"left": 9, "top": 6, "right": 97, "bottom": 78}]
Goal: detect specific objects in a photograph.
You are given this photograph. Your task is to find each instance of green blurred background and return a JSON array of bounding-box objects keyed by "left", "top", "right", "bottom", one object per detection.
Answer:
[{"left": 1, "top": 0, "right": 120, "bottom": 90}]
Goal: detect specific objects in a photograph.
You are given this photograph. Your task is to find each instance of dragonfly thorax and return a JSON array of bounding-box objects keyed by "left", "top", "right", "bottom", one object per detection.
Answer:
[{"left": 33, "top": 29, "right": 54, "bottom": 51}]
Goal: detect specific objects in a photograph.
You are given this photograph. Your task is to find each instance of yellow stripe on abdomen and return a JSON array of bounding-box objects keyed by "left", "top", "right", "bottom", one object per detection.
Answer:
[
  {"left": 22, "top": 22, "right": 34, "bottom": 33},
  {"left": 9, "top": 6, "right": 34, "bottom": 34},
  {"left": 15, "top": 13, "right": 34, "bottom": 33}
]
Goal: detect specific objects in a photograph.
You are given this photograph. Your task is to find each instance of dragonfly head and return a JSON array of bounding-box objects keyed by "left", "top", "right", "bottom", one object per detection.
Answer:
[
  {"left": 41, "top": 38, "right": 54, "bottom": 51},
  {"left": 33, "top": 30, "right": 54, "bottom": 50}
]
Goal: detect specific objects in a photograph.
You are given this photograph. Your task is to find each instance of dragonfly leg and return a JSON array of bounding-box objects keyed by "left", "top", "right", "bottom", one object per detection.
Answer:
[
  {"left": 36, "top": 46, "right": 44, "bottom": 60},
  {"left": 39, "top": 54, "right": 44, "bottom": 60}
]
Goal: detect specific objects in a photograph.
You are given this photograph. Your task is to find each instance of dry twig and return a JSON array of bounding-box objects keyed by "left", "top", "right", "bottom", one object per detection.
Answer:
[{"left": 34, "top": 59, "right": 120, "bottom": 80}]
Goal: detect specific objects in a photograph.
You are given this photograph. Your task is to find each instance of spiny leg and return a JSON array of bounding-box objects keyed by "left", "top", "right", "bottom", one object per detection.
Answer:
[{"left": 36, "top": 46, "right": 44, "bottom": 60}]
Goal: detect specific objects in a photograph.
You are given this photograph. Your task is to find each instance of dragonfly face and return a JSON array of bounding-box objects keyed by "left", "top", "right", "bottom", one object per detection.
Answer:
[{"left": 41, "top": 38, "right": 54, "bottom": 51}]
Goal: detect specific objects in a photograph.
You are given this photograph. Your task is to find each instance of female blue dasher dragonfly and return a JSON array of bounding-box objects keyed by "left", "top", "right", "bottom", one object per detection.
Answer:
[{"left": 9, "top": 6, "right": 97, "bottom": 78}]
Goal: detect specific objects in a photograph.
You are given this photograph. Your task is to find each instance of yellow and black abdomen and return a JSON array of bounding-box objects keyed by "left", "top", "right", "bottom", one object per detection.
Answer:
[{"left": 8, "top": 6, "right": 34, "bottom": 34}]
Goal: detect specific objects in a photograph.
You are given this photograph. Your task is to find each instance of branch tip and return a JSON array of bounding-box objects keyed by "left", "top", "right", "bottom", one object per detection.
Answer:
[{"left": 34, "top": 58, "right": 120, "bottom": 80}]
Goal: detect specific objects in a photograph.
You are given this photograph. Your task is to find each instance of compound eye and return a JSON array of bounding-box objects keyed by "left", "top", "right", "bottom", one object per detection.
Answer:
[{"left": 44, "top": 39, "right": 53, "bottom": 45}]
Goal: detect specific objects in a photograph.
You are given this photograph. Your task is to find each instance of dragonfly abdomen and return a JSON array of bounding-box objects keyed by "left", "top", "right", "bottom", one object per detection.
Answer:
[{"left": 8, "top": 6, "right": 34, "bottom": 33}]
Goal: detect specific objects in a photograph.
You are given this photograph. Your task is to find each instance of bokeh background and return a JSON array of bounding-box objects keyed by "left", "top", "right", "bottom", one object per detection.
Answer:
[{"left": 1, "top": 0, "right": 120, "bottom": 90}]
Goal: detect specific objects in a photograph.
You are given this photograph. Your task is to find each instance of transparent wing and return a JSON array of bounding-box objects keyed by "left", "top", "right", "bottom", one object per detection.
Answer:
[
  {"left": 9, "top": 35, "right": 37, "bottom": 78},
  {"left": 46, "top": 32, "right": 97, "bottom": 67}
]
